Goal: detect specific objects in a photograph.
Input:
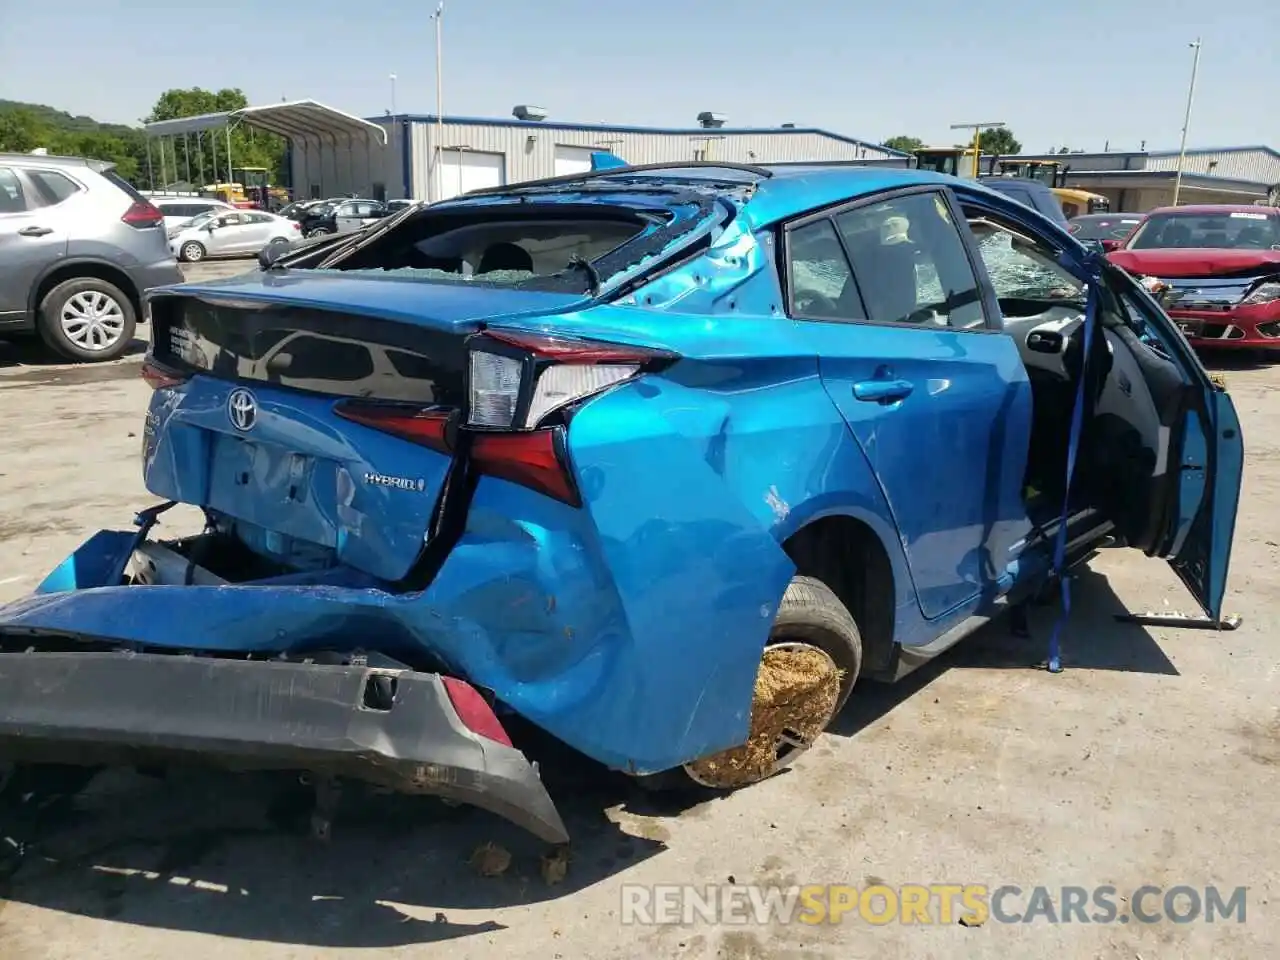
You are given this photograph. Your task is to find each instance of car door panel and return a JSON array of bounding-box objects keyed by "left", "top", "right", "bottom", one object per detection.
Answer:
[
  {"left": 1107, "top": 270, "right": 1243, "bottom": 619},
  {"left": 952, "top": 183, "right": 1243, "bottom": 619},
  {"left": 0, "top": 167, "right": 68, "bottom": 319},
  {"left": 787, "top": 187, "right": 1034, "bottom": 622}
]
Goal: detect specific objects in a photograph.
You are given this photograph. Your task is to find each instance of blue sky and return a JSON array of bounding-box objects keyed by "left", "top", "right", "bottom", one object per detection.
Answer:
[{"left": 2, "top": 0, "right": 1276, "bottom": 152}]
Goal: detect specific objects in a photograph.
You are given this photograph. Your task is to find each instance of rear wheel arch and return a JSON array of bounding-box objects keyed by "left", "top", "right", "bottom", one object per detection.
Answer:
[
  {"left": 782, "top": 514, "right": 897, "bottom": 680},
  {"left": 29, "top": 259, "right": 142, "bottom": 323}
]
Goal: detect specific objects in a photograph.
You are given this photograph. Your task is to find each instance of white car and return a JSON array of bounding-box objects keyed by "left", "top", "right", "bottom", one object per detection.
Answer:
[
  {"left": 169, "top": 210, "right": 301, "bottom": 262},
  {"left": 149, "top": 196, "right": 236, "bottom": 232}
]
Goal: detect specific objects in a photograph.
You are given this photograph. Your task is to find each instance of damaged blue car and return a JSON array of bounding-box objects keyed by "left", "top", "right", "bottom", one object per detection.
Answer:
[{"left": 0, "top": 162, "right": 1243, "bottom": 847}]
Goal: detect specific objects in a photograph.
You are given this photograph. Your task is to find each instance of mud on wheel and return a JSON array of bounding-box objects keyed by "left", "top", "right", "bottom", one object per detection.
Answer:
[{"left": 637, "top": 575, "right": 862, "bottom": 792}]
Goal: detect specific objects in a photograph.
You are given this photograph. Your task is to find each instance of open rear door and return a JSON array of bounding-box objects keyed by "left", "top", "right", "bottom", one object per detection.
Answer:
[{"left": 1103, "top": 262, "right": 1244, "bottom": 620}]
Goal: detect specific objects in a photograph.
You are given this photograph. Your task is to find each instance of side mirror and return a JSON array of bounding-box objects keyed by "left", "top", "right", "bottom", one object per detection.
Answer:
[{"left": 1100, "top": 239, "right": 1120, "bottom": 252}]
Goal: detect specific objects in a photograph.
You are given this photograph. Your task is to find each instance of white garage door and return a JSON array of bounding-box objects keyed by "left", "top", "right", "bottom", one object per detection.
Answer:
[
  {"left": 439, "top": 150, "right": 506, "bottom": 201},
  {"left": 553, "top": 145, "right": 597, "bottom": 178}
]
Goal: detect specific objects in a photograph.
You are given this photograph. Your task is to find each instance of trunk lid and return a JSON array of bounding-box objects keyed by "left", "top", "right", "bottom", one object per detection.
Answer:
[
  {"left": 1108, "top": 247, "right": 1280, "bottom": 279},
  {"left": 144, "top": 275, "right": 592, "bottom": 582}
]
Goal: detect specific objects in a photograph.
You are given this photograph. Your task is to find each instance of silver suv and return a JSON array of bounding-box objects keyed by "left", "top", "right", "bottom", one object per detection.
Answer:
[{"left": 0, "top": 154, "right": 183, "bottom": 362}]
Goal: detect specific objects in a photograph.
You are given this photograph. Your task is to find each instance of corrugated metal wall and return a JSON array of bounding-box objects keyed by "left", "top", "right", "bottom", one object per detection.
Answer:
[
  {"left": 288, "top": 129, "right": 404, "bottom": 201},
  {"left": 399, "top": 121, "right": 897, "bottom": 202},
  {"left": 1144, "top": 149, "right": 1280, "bottom": 185}
]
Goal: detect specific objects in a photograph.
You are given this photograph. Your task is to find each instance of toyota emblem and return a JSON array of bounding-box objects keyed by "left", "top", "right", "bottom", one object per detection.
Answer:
[{"left": 227, "top": 388, "right": 258, "bottom": 431}]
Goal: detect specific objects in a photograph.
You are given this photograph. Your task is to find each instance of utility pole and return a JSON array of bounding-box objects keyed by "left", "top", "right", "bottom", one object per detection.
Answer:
[
  {"left": 390, "top": 73, "right": 397, "bottom": 116},
  {"left": 432, "top": 2, "right": 444, "bottom": 203},
  {"left": 1172, "top": 38, "right": 1202, "bottom": 207},
  {"left": 949, "top": 121, "right": 1006, "bottom": 178}
]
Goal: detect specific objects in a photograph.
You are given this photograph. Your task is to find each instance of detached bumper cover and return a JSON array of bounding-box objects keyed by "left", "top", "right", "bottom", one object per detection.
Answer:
[{"left": 0, "top": 651, "right": 568, "bottom": 844}]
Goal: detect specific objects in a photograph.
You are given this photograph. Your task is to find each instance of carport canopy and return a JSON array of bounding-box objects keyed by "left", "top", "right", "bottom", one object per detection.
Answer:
[{"left": 143, "top": 99, "right": 387, "bottom": 147}]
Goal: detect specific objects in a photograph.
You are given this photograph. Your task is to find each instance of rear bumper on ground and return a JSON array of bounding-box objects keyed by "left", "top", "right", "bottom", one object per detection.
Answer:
[{"left": 0, "top": 649, "right": 568, "bottom": 844}]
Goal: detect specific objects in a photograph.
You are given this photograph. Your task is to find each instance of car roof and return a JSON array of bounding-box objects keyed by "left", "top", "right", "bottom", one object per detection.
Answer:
[
  {"left": 1145, "top": 204, "right": 1280, "bottom": 216},
  {"left": 0, "top": 152, "right": 113, "bottom": 172},
  {"left": 447, "top": 161, "right": 1075, "bottom": 236}
]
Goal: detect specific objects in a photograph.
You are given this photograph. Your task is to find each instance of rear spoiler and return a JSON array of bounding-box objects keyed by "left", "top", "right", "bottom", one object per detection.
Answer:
[{"left": 590, "top": 151, "right": 628, "bottom": 171}]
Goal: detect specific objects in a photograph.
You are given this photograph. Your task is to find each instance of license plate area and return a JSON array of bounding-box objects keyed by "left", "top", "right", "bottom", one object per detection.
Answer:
[{"left": 207, "top": 433, "right": 339, "bottom": 549}]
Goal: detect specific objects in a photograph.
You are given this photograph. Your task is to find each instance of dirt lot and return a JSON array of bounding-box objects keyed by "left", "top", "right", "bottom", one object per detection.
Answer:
[{"left": 0, "top": 264, "right": 1277, "bottom": 959}]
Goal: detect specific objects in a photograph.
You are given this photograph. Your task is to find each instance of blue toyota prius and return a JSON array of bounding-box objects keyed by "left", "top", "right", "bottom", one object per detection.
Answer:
[{"left": 0, "top": 162, "right": 1242, "bottom": 847}]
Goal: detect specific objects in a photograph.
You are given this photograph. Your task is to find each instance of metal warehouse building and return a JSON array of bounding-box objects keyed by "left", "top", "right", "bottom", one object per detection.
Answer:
[
  {"left": 1014, "top": 145, "right": 1280, "bottom": 211},
  {"left": 283, "top": 103, "right": 908, "bottom": 204}
]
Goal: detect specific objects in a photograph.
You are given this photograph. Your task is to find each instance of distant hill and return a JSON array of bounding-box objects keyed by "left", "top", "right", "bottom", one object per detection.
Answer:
[{"left": 0, "top": 99, "right": 140, "bottom": 139}]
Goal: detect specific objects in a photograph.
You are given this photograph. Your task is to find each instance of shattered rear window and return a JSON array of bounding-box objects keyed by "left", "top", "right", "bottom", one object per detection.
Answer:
[{"left": 292, "top": 193, "right": 723, "bottom": 295}]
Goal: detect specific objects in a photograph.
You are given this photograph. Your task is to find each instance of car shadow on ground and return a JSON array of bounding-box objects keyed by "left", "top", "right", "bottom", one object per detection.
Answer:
[
  {"left": 0, "top": 567, "right": 1172, "bottom": 948},
  {"left": 829, "top": 565, "right": 1176, "bottom": 742},
  {"left": 0, "top": 337, "right": 147, "bottom": 376}
]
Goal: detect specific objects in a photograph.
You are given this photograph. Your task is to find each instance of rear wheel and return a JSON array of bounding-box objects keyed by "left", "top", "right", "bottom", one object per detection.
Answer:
[
  {"left": 634, "top": 575, "right": 862, "bottom": 793},
  {"left": 38, "top": 277, "right": 137, "bottom": 362}
]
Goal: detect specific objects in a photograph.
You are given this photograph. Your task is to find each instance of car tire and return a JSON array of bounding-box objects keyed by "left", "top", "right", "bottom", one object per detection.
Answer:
[
  {"left": 306, "top": 227, "right": 333, "bottom": 239},
  {"left": 632, "top": 575, "right": 863, "bottom": 794},
  {"left": 37, "top": 277, "right": 137, "bottom": 363},
  {"left": 180, "top": 241, "right": 206, "bottom": 263}
]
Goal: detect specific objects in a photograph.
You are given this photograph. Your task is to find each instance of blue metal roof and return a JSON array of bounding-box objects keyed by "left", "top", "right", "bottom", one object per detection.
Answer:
[{"left": 367, "top": 113, "right": 910, "bottom": 158}]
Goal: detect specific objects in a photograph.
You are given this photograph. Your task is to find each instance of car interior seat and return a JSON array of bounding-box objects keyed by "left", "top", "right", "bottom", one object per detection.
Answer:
[{"left": 478, "top": 242, "right": 534, "bottom": 274}]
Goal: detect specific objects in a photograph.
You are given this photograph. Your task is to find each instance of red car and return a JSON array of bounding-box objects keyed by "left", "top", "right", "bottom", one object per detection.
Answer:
[{"left": 1108, "top": 204, "right": 1280, "bottom": 352}]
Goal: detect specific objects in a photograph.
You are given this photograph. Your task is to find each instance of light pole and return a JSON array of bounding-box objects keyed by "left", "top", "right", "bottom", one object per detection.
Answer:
[
  {"left": 949, "top": 121, "right": 1006, "bottom": 178},
  {"left": 390, "top": 73, "right": 397, "bottom": 116},
  {"left": 1172, "top": 38, "right": 1202, "bottom": 207},
  {"left": 431, "top": 1, "right": 444, "bottom": 203}
]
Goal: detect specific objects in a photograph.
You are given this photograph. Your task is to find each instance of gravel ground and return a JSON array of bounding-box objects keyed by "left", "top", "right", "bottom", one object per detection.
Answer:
[{"left": 0, "top": 281, "right": 1276, "bottom": 959}]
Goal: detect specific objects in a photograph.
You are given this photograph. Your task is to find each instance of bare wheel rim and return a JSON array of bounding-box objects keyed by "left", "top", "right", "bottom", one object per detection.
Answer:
[
  {"left": 59, "top": 290, "right": 126, "bottom": 352},
  {"left": 682, "top": 640, "right": 842, "bottom": 789}
]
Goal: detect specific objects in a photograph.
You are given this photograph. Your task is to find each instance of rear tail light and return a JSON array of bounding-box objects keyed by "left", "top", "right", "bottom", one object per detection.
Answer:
[
  {"left": 141, "top": 356, "right": 189, "bottom": 390},
  {"left": 333, "top": 401, "right": 454, "bottom": 454},
  {"left": 122, "top": 200, "right": 164, "bottom": 228},
  {"left": 471, "top": 429, "right": 581, "bottom": 506},
  {"left": 466, "top": 329, "right": 675, "bottom": 431},
  {"left": 334, "top": 331, "right": 676, "bottom": 508},
  {"left": 459, "top": 329, "right": 677, "bottom": 505}
]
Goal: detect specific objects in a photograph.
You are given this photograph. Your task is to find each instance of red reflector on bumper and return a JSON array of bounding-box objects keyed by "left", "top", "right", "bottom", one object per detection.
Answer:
[{"left": 441, "top": 676, "right": 512, "bottom": 747}]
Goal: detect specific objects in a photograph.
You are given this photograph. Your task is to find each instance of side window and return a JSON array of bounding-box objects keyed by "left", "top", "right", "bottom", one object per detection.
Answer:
[
  {"left": 218, "top": 213, "right": 244, "bottom": 227},
  {"left": 0, "top": 167, "right": 29, "bottom": 214},
  {"left": 966, "top": 212, "right": 1085, "bottom": 303},
  {"left": 246, "top": 213, "right": 272, "bottom": 224},
  {"left": 27, "top": 170, "right": 81, "bottom": 207},
  {"left": 835, "top": 192, "right": 986, "bottom": 329},
  {"left": 786, "top": 219, "right": 864, "bottom": 321}
]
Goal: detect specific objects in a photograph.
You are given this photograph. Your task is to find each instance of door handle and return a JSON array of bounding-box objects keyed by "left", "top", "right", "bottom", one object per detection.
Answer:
[
  {"left": 18, "top": 226, "right": 53, "bottom": 237},
  {"left": 852, "top": 378, "right": 914, "bottom": 403}
]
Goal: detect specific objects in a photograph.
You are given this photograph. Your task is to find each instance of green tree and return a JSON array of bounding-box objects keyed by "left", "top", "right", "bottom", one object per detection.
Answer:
[
  {"left": 883, "top": 135, "right": 925, "bottom": 153},
  {"left": 977, "top": 126, "right": 1022, "bottom": 155},
  {"left": 0, "top": 108, "right": 44, "bottom": 152}
]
